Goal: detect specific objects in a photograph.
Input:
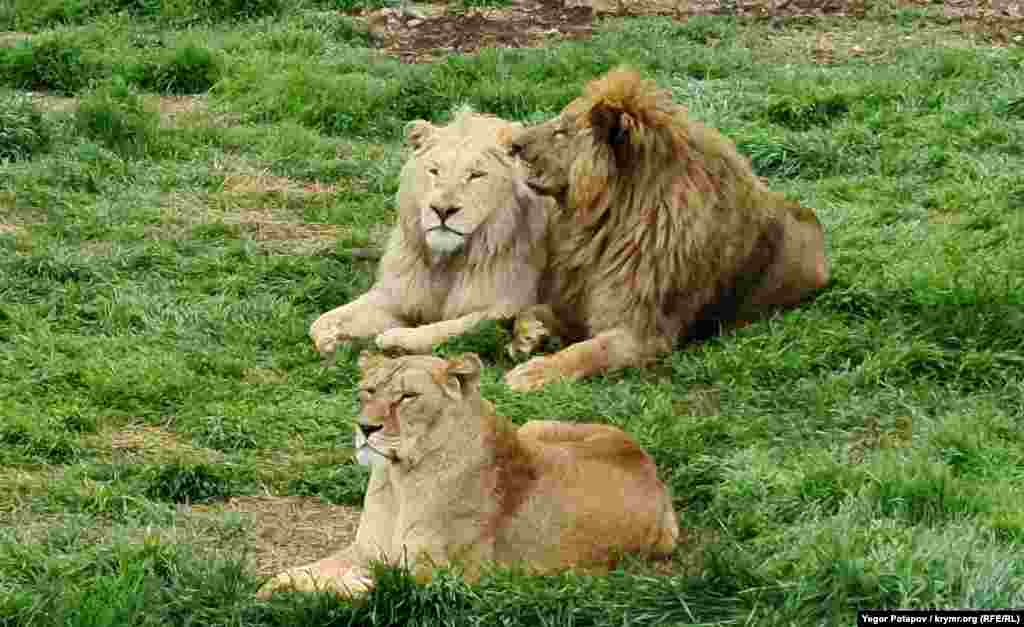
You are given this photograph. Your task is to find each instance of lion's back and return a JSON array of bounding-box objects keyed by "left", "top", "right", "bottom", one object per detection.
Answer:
[{"left": 498, "top": 420, "right": 679, "bottom": 567}]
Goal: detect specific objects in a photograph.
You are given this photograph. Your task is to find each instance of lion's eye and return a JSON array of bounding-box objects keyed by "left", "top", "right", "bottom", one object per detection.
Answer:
[
  {"left": 398, "top": 392, "right": 420, "bottom": 403},
  {"left": 468, "top": 171, "right": 486, "bottom": 181},
  {"left": 428, "top": 167, "right": 440, "bottom": 176},
  {"left": 553, "top": 128, "right": 567, "bottom": 138}
]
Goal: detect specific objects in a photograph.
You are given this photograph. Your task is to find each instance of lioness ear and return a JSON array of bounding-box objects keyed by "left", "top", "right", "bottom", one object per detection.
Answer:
[
  {"left": 446, "top": 353, "right": 483, "bottom": 389},
  {"left": 405, "top": 120, "right": 436, "bottom": 151},
  {"left": 589, "top": 103, "right": 635, "bottom": 155},
  {"left": 358, "top": 350, "right": 388, "bottom": 373}
]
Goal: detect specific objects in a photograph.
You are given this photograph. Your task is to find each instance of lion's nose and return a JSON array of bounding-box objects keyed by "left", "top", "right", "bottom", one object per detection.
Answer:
[
  {"left": 507, "top": 142, "right": 523, "bottom": 158},
  {"left": 358, "top": 423, "right": 383, "bottom": 438},
  {"left": 431, "top": 205, "right": 461, "bottom": 221}
]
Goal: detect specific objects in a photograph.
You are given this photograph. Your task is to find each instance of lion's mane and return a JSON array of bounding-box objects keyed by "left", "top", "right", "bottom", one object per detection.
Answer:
[
  {"left": 502, "top": 68, "right": 829, "bottom": 389},
  {"left": 309, "top": 108, "right": 552, "bottom": 356}
]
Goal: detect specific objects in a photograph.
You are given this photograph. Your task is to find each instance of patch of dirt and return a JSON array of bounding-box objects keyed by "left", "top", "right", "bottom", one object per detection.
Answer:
[
  {"left": 24, "top": 92, "right": 78, "bottom": 113},
  {"left": 98, "top": 424, "right": 224, "bottom": 464},
  {"left": 221, "top": 173, "right": 338, "bottom": 195},
  {"left": 191, "top": 495, "right": 362, "bottom": 576},
  {"left": 0, "top": 224, "right": 22, "bottom": 235},
  {"left": 846, "top": 415, "right": 913, "bottom": 464},
  {"left": 243, "top": 367, "right": 289, "bottom": 385},
  {"left": 142, "top": 95, "right": 233, "bottom": 127},
  {"left": 0, "top": 32, "right": 31, "bottom": 47},
  {"left": 363, "top": 0, "right": 1023, "bottom": 64},
  {"left": 156, "top": 183, "right": 354, "bottom": 255},
  {"left": 232, "top": 207, "right": 340, "bottom": 240},
  {"left": 363, "top": 0, "right": 594, "bottom": 63}
]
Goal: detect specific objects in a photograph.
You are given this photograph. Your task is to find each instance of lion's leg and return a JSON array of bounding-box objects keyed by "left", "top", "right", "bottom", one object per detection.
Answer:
[
  {"left": 738, "top": 209, "right": 830, "bottom": 321},
  {"left": 375, "top": 310, "right": 492, "bottom": 354},
  {"left": 505, "top": 328, "right": 670, "bottom": 392},
  {"left": 376, "top": 301, "right": 538, "bottom": 354},
  {"left": 310, "top": 291, "right": 406, "bottom": 358}
]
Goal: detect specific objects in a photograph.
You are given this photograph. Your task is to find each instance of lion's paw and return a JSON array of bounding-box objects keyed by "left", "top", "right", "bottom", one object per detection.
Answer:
[
  {"left": 257, "top": 568, "right": 373, "bottom": 599},
  {"left": 504, "top": 356, "right": 566, "bottom": 392},
  {"left": 507, "top": 315, "right": 550, "bottom": 361},
  {"left": 376, "top": 327, "right": 435, "bottom": 354}
]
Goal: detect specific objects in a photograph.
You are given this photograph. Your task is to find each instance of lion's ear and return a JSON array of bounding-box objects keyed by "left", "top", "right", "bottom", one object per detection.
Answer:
[
  {"left": 405, "top": 120, "right": 436, "bottom": 151},
  {"left": 589, "top": 102, "right": 636, "bottom": 156},
  {"left": 358, "top": 350, "right": 388, "bottom": 373},
  {"left": 446, "top": 353, "right": 483, "bottom": 389}
]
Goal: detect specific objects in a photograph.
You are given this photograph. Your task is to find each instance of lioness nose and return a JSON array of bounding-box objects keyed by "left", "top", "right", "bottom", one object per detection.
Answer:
[
  {"left": 358, "top": 423, "right": 384, "bottom": 438},
  {"left": 507, "top": 142, "right": 523, "bottom": 158},
  {"left": 431, "top": 205, "right": 461, "bottom": 221}
]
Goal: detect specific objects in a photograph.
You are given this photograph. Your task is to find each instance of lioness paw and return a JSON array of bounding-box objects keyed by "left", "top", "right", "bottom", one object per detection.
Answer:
[
  {"left": 376, "top": 327, "right": 435, "bottom": 354},
  {"left": 257, "top": 568, "right": 373, "bottom": 599},
  {"left": 505, "top": 356, "right": 567, "bottom": 391}
]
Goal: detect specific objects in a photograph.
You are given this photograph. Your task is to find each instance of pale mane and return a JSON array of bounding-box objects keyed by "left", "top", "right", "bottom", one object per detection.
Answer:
[{"left": 396, "top": 108, "right": 542, "bottom": 273}]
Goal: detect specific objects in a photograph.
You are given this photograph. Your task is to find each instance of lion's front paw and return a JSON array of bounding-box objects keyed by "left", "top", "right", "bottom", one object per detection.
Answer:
[
  {"left": 257, "top": 568, "right": 373, "bottom": 599},
  {"left": 310, "top": 316, "right": 350, "bottom": 360},
  {"left": 507, "top": 315, "right": 551, "bottom": 361},
  {"left": 376, "top": 327, "right": 435, "bottom": 354},
  {"left": 504, "top": 356, "right": 566, "bottom": 392}
]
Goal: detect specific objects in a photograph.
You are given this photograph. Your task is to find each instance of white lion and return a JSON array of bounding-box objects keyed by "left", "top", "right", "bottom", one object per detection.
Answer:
[{"left": 309, "top": 109, "right": 552, "bottom": 357}]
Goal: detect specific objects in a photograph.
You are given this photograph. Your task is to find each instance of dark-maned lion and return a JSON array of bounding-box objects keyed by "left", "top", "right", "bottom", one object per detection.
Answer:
[{"left": 504, "top": 68, "right": 829, "bottom": 390}]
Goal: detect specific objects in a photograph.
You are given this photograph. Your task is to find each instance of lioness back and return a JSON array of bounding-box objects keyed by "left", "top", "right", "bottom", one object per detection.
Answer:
[{"left": 499, "top": 420, "right": 679, "bottom": 569}]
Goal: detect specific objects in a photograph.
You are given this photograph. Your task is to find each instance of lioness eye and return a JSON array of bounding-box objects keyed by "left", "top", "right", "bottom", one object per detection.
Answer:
[
  {"left": 428, "top": 167, "right": 439, "bottom": 176},
  {"left": 399, "top": 392, "right": 420, "bottom": 403},
  {"left": 468, "top": 171, "right": 486, "bottom": 181}
]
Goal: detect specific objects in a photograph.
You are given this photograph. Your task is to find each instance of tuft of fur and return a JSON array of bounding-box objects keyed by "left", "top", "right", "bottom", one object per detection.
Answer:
[
  {"left": 504, "top": 68, "right": 829, "bottom": 390},
  {"left": 256, "top": 352, "right": 679, "bottom": 598},
  {"left": 309, "top": 108, "right": 554, "bottom": 357}
]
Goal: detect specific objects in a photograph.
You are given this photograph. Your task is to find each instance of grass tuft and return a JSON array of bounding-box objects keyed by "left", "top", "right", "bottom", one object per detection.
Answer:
[
  {"left": 72, "top": 79, "right": 163, "bottom": 157},
  {"left": 142, "top": 461, "right": 251, "bottom": 504},
  {"left": 0, "top": 91, "right": 51, "bottom": 162}
]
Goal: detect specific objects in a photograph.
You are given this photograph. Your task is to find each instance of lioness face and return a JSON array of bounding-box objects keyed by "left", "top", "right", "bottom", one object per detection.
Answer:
[
  {"left": 416, "top": 145, "right": 524, "bottom": 257},
  {"left": 506, "top": 106, "right": 584, "bottom": 201},
  {"left": 354, "top": 352, "right": 482, "bottom": 468}
]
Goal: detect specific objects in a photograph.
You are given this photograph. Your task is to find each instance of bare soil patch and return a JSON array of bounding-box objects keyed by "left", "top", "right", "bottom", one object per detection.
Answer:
[
  {"left": 363, "top": 0, "right": 594, "bottom": 63},
  {"left": 361, "top": 0, "right": 1022, "bottom": 64},
  {"left": 98, "top": 424, "right": 225, "bottom": 464},
  {"left": 192, "top": 495, "right": 362, "bottom": 576},
  {"left": 0, "top": 32, "right": 31, "bottom": 47},
  {"left": 157, "top": 182, "right": 352, "bottom": 255},
  {"left": 24, "top": 92, "right": 77, "bottom": 113}
]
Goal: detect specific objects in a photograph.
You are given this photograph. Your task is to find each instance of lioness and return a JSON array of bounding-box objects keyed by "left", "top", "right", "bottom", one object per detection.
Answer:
[
  {"left": 309, "top": 109, "right": 552, "bottom": 357},
  {"left": 257, "top": 352, "right": 679, "bottom": 598}
]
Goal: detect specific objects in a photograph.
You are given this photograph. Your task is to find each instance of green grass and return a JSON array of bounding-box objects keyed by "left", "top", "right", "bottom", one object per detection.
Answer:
[{"left": 1, "top": 3, "right": 1023, "bottom": 626}]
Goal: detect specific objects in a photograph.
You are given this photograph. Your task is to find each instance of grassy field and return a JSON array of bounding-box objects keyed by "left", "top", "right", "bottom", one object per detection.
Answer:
[{"left": 2, "top": 0, "right": 1023, "bottom": 625}]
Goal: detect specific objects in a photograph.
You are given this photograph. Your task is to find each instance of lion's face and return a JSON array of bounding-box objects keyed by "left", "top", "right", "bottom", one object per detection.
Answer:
[
  {"left": 506, "top": 107, "right": 584, "bottom": 201},
  {"left": 399, "top": 113, "right": 538, "bottom": 259},
  {"left": 353, "top": 352, "right": 483, "bottom": 468}
]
